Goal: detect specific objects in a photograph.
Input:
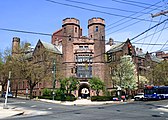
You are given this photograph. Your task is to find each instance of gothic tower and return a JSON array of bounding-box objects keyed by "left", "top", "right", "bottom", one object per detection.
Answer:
[
  {"left": 88, "top": 17, "right": 105, "bottom": 81},
  {"left": 62, "top": 18, "right": 80, "bottom": 77}
]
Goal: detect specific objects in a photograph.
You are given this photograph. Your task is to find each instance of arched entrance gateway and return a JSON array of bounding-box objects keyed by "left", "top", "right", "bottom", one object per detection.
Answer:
[{"left": 78, "top": 83, "right": 90, "bottom": 99}]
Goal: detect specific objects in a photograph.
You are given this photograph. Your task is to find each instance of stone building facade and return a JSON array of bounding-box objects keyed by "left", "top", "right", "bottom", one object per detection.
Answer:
[
  {"left": 51, "top": 17, "right": 106, "bottom": 97},
  {"left": 11, "top": 17, "right": 106, "bottom": 98}
]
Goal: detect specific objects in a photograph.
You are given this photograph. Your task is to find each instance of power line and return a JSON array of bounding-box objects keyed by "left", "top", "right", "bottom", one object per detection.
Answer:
[
  {"left": 64, "top": 0, "right": 150, "bottom": 14},
  {"left": 159, "top": 39, "right": 168, "bottom": 51},
  {"left": 133, "top": 42, "right": 168, "bottom": 46},
  {"left": 105, "top": 1, "right": 163, "bottom": 34},
  {"left": 132, "top": 25, "right": 168, "bottom": 43},
  {"left": 111, "top": 0, "right": 163, "bottom": 10},
  {"left": 45, "top": 0, "right": 159, "bottom": 22},
  {"left": 130, "top": 18, "right": 168, "bottom": 41},
  {"left": 150, "top": 19, "right": 167, "bottom": 51},
  {"left": 119, "top": 0, "right": 162, "bottom": 8},
  {"left": 140, "top": 18, "right": 153, "bottom": 48},
  {"left": 145, "top": 16, "right": 162, "bottom": 51}
]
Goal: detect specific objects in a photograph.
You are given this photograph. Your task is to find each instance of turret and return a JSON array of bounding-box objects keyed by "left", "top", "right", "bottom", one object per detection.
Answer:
[{"left": 88, "top": 17, "right": 105, "bottom": 40}]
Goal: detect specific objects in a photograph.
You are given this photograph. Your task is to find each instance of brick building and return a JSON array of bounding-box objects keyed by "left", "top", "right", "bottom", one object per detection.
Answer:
[
  {"left": 51, "top": 17, "right": 106, "bottom": 97},
  {"left": 11, "top": 17, "right": 106, "bottom": 98},
  {"left": 106, "top": 40, "right": 163, "bottom": 92}
]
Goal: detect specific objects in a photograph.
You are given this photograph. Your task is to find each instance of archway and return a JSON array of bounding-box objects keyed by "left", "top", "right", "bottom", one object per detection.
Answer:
[{"left": 78, "top": 83, "right": 90, "bottom": 99}]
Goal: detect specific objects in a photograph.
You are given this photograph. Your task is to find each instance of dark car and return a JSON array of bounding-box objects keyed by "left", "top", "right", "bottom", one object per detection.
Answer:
[{"left": 1, "top": 92, "right": 13, "bottom": 98}]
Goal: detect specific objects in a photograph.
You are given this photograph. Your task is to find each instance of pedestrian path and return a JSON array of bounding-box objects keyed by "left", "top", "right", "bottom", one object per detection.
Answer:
[
  {"left": 0, "top": 103, "right": 24, "bottom": 119},
  {"left": 38, "top": 98, "right": 123, "bottom": 106}
]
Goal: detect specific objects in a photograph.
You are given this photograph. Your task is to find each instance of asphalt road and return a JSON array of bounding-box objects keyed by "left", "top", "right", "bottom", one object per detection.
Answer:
[{"left": 1, "top": 97, "right": 168, "bottom": 120}]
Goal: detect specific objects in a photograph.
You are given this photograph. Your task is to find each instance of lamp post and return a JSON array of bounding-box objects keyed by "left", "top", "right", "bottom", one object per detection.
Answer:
[{"left": 52, "top": 59, "right": 56, "bottom": 100}]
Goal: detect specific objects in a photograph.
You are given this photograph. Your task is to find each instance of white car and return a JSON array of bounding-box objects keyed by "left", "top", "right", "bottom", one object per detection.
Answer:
[{"left": 134, "top": 93, "right": 144, "bottom": 101}]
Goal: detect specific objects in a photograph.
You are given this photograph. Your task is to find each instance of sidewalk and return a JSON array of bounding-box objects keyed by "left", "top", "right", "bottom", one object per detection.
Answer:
[
  {"left": 0, "top": 104, "right": 24, "bottom": 119},
  {"left": 37, "top": 98, "right": 129, "bottom": 106}
]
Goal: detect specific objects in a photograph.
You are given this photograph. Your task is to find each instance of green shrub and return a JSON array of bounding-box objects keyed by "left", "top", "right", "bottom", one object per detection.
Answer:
[
  {"left": 91, "top": 96, "right": 113, "bottom": 101},
  {"left": 42, "top": 88, "right": 52, "bottom": 96},
  {"left": 38, "top": 93, "right": 77, "bottom": 101}
]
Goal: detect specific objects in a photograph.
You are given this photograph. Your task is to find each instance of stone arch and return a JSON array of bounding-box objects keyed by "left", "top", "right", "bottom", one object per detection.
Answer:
[{"left": 78, "top": 83, "right": 90, "bottom": 99}]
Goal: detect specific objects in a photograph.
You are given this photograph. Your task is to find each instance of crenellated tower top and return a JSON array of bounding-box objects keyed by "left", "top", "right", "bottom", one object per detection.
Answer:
[
  {"left": 62, "top": 18, "right": 80, "bottom": 27},
  {"left": 88, "top": 17, "right": 105, "bottom": 28}
]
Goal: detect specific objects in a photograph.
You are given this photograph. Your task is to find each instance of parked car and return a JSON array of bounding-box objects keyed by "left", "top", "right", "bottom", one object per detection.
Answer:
[
  {"left": 134, "top": 93, "right": 144, "bottom": 101},
  {"left": 1, "top": 92, "right": 13, "bottom": 98}
]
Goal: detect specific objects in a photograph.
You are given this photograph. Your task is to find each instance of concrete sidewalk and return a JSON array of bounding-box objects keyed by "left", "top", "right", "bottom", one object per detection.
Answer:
[
  {"left": 37, "top": 98, "right": 128, "bottom": 106},
  {"left": 0, "top": 104, "right": 24, "bottom": 119}
]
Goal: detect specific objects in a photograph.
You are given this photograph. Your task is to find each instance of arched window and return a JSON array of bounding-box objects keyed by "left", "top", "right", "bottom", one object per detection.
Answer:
[
  {"left": 95, "top": 26, "right": 98, "bottom": 32},
  {"left": 75, "top": 27, "right": 77, "bottom": 33}
]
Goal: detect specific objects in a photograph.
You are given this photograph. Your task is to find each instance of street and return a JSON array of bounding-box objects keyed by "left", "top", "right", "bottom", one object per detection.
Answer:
[{"left": 0, "top": 97, "right": 168, "bottom": 120}]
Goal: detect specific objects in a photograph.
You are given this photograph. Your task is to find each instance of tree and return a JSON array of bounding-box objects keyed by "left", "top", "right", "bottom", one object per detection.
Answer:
[
  {"left": 151, "top": 60, "right": 168, "bottom": 85},
  {"left": 114, "top": 55, "right": 137, "bottom": 94},
  {"left": 60, "top": 76, "right": 80, "bottom": 95},
  {"left": 0, "top": 48, "right": 13, "bottom": 94},
  {"left": 89, "top": 77, "right": 105, "bottom": 96}
]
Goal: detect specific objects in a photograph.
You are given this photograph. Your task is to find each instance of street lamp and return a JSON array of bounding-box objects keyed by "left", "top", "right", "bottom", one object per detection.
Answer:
[{"left": 52, "top": 59, "right": 56, "bottom": 100}]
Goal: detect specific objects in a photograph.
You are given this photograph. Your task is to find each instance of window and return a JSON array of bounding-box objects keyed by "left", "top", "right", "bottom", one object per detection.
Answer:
[
  {"left": 64, "top": 27, "right": 66, "bottom": 33},
  {"left": 102, "top": 36, "right": 104, "bottom": 40},
  {"left": 95, "top": 26, "right": 98, "bottom": 32},
  {"left": 79, "top": 46, "right": 83, "bottom": 50},
  {"left": 76, "top": 66, "right": 92, "bottom": 78},
  {"left": 75, "top": 27, "right": 77, "bottom": 33},
  {"left": 84, "top": 46, "right": 88, "bottom": 50}
]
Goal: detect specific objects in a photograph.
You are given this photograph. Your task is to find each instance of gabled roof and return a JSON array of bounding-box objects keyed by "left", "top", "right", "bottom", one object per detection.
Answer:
[
  {"left": 40, "top": 40, "right": 62, "bottom": 54},
  {"left": 150, "top": 54, "right": 163, "bottom": 63},
  {"left": 107, "top": 42, "right": 125, "bottom": 53}
]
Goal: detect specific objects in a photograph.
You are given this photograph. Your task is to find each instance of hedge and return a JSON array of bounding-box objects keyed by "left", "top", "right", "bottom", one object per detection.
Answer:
[{"left": 91, "top": 96, "right": 113, "bottom": 101}]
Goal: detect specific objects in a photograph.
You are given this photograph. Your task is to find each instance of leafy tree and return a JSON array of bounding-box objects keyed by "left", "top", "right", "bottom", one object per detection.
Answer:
[
  {"left": 114, "top": 55, "right": 137, "bottom": 94},
  {"left": 151, "top": 60, "right": 168, "bottom": 85},
  {"left": 138, "top": 75, "right": 149, "bottom": 88},
  {"left": 0, "top": 48, "right": 13, "bottom": 94},
  {"left": 89, "top": 77, "right": 105, "bottom": 96},
  {"left": 60, "top": 76, "right": 79, "bottom": 95}
]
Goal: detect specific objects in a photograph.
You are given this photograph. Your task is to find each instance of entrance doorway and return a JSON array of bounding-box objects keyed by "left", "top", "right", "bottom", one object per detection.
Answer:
[{"left": 78, "top": 83, "right": 90, "bottom": 99}]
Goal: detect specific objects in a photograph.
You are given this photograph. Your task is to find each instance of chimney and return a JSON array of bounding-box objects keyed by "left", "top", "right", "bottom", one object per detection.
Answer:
[
  {"left": 12, "top": 37, "right": 20, "bottom": 55},
  {"left": 109, "top": 38, "right": 114, "bottom": 46},
  {"left": 140, "top": 48, "right": 142, "bottom": 53}
]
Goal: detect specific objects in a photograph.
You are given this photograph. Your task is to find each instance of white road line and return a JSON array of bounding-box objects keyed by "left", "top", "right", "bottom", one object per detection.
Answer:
[{"left": 31, "top": 105, "right": 36, "bottom": 108}]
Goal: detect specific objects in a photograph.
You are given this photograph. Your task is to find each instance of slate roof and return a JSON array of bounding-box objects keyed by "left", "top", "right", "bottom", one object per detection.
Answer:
[
  {"left": 107, "top": 42, "right": 125, "bottom": 53},
  {"left": 40, "top": 40, "right": 62, "bottom": 54},
  {"left": 150, "top": 54, "right": 163, "bottom": 63}
]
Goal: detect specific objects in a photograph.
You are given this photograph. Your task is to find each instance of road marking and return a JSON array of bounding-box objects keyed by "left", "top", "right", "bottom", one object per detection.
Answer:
[
  {"left": 7, "top": 102, "right": 26, "bottom": 105},
  {"left": 160, "top": 112, "right": 164, "bottom": 115},
  {"left": 31, "top": 105, "right": 36, "bottom": 108}
]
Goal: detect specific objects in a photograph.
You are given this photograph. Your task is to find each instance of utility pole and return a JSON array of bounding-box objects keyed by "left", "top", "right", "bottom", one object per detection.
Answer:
[
  {"left": 52, "top": 59, "right": 56, "bottom": 100},
  {"left": 151, "top": 10, "right": 168, "bottom": 18}
]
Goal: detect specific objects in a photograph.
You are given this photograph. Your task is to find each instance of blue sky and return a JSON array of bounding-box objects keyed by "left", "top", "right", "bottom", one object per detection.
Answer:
[{"left": 0, "top": 0, "right": 168, "bottom": 53}]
